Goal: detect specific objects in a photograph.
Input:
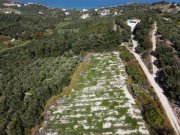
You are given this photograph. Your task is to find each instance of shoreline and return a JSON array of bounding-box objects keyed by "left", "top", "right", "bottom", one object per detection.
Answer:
[{"left": 16, "top": 0, "right": 179, "bottom": 10}]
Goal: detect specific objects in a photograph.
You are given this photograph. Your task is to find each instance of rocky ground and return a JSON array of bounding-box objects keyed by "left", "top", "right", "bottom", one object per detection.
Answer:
[{"left": 39, "top": 52, "right": 149, "bottom": 135}]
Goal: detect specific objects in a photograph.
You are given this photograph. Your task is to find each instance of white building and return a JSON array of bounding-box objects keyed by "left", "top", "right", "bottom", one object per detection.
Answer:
[
  {"left": 39, "top": 11, "right": 44, "bottom": 15},
  {"left": 95, "top": 9, "right": 98, "bottom": 12},
  {"left": 1, "top": 8, "right": 21, "bottom": 15},
  {"left": 10, "top": 39, "right": 15, "bottom": 43},
  {"left": 163, "top": 17, "right": 171, "bottom": 21},
  {"left": 114, "top": 11, "right": 118, "bottom": 15},
  {"left": 127, "top": 19, "right": 141, "bottom": 32},
  {"left": 65, "top": 12, "right": 70, "bottom": 15},
  {"left": 81, "top": 14, "right": 90, "bottom": 19},
  {"left": 100, "top": 9, "right": 110, "bottom": 16},
  {"left": 15, "top": 11, "right": 21, "bottom": 14},
  {"left": 17, "top": 4, "right": 21, "bottom": 7},
  {"left": 3, "top": 3, "right": 21, "bottom": 7},
  {"left": 82, "top": 9, "right": 88, "bottom": 12},
  {"left": 5, "top": 11, "right": 11, "bottom": 14},
  {"left": 27, "top": 2, "right": 39, "bottom": 5}
]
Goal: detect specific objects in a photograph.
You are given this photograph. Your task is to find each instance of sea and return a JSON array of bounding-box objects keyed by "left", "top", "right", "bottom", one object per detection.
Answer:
[{"left": 19, "top": 0, "right": 180, "bottom": 9}]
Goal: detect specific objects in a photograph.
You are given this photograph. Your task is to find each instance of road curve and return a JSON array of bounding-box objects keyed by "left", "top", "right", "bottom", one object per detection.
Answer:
[{"left": 127, "top": 20, "right": 180, "bottom": 135}]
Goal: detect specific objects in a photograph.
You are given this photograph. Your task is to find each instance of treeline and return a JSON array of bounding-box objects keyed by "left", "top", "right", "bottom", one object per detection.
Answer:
[
  {"left": 0, "top": 13, "right": 62, "bottom": 39},
  {"left": 72, "top": 30, "right": 129, "bottom": 54},
  {"left": 115, "top": 10, "right": 157, "bottom": 73},
  {"left": 155, "top": 45, "right": 180, "bottom": 103},
  {"left": 67, "top": 17, "right": 131, "bottom": 54},
  {"left": 157, "top": 14, "right": 180, "bottom": 52},
  {"left": 115, "top": 16, "right": 131, "bottom": 42},
  {"left": 0, "top": 32, "right": 80, "bottom": 134},
  {"left": 0, "top": 55, "right": 78, "bottom": 135},
  {"left": 133, "top": 17, "right": 153, "bottom": 53},
  {"left": 152, "top": 1, "right": 170, "bottom": 5},
  {"left": 133, "top": 11, "right": 157, "bottom": 53},
  {"left": 1, "top": 32, "right": 76, "bottom": 73},
  {"left": 0, "top": 14, "right": 22, "bottom": 38},
  {"left": 0, "top": 15, "right": 131, "bottom": 135},
  {"left": 114, "top": 9, "right": 157, "bottom": 53},
  {"left": 154, "top": 13, "right": 180, "bottom": 103},
  {"left": 79, "top": 17, "right": 113, "bottom": 34},
  {"left": 119, "top": 46, "right": 175, "bottom": 135}
]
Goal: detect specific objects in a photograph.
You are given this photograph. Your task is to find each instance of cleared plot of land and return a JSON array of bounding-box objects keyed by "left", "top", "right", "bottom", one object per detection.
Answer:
[{"left": 40, "top": 52, "right": 149, "bottom": 135}]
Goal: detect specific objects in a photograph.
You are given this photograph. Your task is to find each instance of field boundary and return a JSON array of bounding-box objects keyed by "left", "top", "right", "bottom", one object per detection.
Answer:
[{"left": 31, "top": 53, "right": 91, "bottom": 135}]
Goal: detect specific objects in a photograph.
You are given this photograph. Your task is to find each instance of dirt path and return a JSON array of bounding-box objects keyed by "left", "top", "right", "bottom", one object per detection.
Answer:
[
  {"left": 113, "top": 20, "right": 117, "bottom": 32},
  {"left": 127, "top": 19, "right": 140, "bottom": 51},
  {"left": 127, "top": 20, "right": 180, "bottom": 135},
  {"left": 151, "top": 22, "right": 158, "bottom": 77},
  {"left": 82, "top": 53, "right": 92, "bottom": 63}
]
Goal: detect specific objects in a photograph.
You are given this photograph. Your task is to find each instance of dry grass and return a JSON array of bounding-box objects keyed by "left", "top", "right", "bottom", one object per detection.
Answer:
[
  {"left": 0, "top": 35, "right": 11, "bottom": 42},
  {"left": 43, "top": 54, "right": 91, "bottom": 112},
  {"left": 31, "top": 54, "right": 90, "bottom": 135},
  {"left": 44, "top": 63, "right": 88, "bottom": 112}
]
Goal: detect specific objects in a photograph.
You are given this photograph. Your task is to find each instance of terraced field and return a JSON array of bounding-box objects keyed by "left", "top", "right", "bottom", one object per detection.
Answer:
[{"left": 40, "top": 52, "right": 149, "bottom": 135}]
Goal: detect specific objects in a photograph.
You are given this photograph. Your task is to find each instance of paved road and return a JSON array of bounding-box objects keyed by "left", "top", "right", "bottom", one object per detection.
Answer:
[{"left": 127, "top": 20, "right": 180, "bottom": 135}]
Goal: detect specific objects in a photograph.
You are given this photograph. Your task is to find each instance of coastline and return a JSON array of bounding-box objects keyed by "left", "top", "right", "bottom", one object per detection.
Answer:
[{"left": 17, "top": 0, "right": 180, "bottom": 9}]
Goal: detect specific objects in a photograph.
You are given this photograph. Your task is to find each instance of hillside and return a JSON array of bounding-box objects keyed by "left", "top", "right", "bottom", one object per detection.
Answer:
[
  {"left": 39, "top": 52, "right": 149, "bottom": 135},
  {"left": 0, "top": 1, "right": 179, "bottom": 135}
]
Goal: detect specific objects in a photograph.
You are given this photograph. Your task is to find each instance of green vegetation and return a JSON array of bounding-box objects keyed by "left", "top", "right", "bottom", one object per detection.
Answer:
[
  {"left": 0, "top": 13, "right": 62, "bottom": 40},
  {"left": 118, "top": 45, "right": 134, "bottom": 62},
  {"left": 40, "top": 53, "right": 148, "bottom": 134},
  {"left": 155, "top": 44, "right": 180, "bottom": 102},
  {"left": 0, "top": 1, "right": 179, "bottom": 135},
  {"left": 123, "top": 5, "right": 180, "bottom": 103},
  {"left": 126, "top": 10, "right": 158, "bottom": 53},
  {"left": 157, "top": 14, "right": 180, "bottom": 51},
  {"left": 116, "top": 10, "right": 159, "bottom": 73},
  {"left": 119, "top": 46, "right": 175, "bottom": 135},
  {"left": 0, "top": 12, "right": 78, "bottom": 134},
  {"left": 0, "top": 35, "right": 79, "bottom": 134},
  {"left": 134, "top": 18, "right": 153, "bottom": 53},
  {"left": 0, "top": 6, "right": 130, "bottom": 134},
  {"left": 80, "top": 17, "right": 113, "bottom": 34},
  {"left": 154, "top": 12, "right": 180, "bottom": 103}
]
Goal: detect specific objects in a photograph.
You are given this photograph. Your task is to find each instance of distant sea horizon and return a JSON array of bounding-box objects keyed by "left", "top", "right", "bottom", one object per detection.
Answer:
[{"left": 18, "top": 0, "right": 180, "bottom": 9}]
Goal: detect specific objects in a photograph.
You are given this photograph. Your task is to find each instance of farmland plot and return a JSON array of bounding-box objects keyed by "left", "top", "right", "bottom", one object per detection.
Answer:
[{"left": 40, "top": 52, "right": 149, "bottom": 135}]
